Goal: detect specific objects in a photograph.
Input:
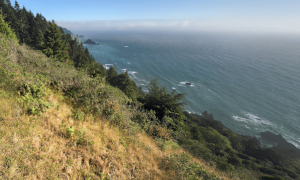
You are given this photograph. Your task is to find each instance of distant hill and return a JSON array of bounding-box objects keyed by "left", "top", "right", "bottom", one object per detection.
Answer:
[
  {"left": 58, "top": 26, "right": 84, "bottom": 44},
  {"left": 58, "top": 26, "right": 72, "bottom": 35}
]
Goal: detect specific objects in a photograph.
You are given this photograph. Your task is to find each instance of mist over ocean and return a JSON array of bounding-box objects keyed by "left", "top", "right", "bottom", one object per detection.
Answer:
[{"left": 77, "top": 30, "right": 300, "bottom": 148}]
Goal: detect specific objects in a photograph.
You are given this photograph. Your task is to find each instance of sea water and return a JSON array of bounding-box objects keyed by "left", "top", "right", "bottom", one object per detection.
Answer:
[{"left": 76, "top": 30, "right": 300, "bottom": 148}]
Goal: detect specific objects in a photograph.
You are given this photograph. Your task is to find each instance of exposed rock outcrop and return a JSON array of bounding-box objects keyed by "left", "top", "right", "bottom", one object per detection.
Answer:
[{"left": 83, "top": 39, "right": 99, "bottom": 45}]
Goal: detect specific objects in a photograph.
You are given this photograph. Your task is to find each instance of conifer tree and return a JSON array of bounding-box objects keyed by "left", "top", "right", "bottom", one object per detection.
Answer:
[
  {"left": 42, "top": 20, "right": 68, "bottom": 62},
  {"left": 107, "top": 66, "right": 118, "bottom": 82},
  {"left": 115, "top": 72, "right": 137, "bottom": 100},
  {"left": 0, "top": 9, "right": 17, "bottom": 42},
  {"left": 26, "top": 10, "right": 38, "bottom": 46},
  {"left": 35, "top": 29, "right": 44, "bottom": 50},
  {"left": 35, "top": 13, "right": 47, "bottom": 33},
  {"left": 3, "top": 0, "right": 18, "bottom": 29},
  {"left": 17, "top": 6, "right": 29, "bottom": 44},
  {"left": 0, "top": 0, "right": 8, "bottom": 15},
  {"left": 14, "top": 0, "right": 20, "bottom": 12},
  {"left": 141, "top": 78, "right": 185, "bottom": 119}
]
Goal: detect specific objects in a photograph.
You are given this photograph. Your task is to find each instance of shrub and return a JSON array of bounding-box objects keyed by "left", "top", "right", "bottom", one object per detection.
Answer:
[
  {"left": 66, "top": 126, "right": 74, "bottom": 138},
  {"left": 260, "top": 175, "right": 284, "bottom": 180},
  {"left": 71, "top": 109, "right": 85, "bottom": 121},
  {"left": 165, "top": 152, "right": 219, "bottom": 180},
  {"left": 149, "top": 125, "right": 171, "bottom": 140},
  {"left": 17, "top": 81, "right": 52, "bottom": 115},
  {"left": 199, "top": 127, "right": 231, "bottom": 153},
  {"left": 216, "top": 157, "right": 234, "bottom": 172},
  {"left": 227, "top": 156, "right": 242, "bottom": 167}
]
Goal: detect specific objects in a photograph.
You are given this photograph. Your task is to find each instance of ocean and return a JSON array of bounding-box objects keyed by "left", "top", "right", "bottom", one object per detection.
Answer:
[{"left": 75, "top": 30, "right": 300, "bottom": 148}]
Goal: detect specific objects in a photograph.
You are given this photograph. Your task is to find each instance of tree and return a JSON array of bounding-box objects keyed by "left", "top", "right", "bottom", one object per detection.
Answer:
[
  {"left": 42, "top": 20, "right": 68, "bottom": 62},
  {"left": 114, "top": 72, "right": 137, "bottom": 100},
  {"left": 14, "top": 0, "right": 20, "bottom": 13},
  {"left": 140, "top": 78, "right": 185, "bottom": 119},
  {"left": 16, "top": 6, "right": 29, "bottom": 44},
  {"left": 107, "top": 66, "right": 118, "bottom": 82},
  {"left": 35, "top": 29, "right": 44, "bottom": 50},
  {"left": 0, "top": 0, "right": 8, "bottom": 16},
  {"left": 35, "top": 13, "right": 47, "bottom": 33},
  {"left": 0, "top": 9, "right": 17, "bottom": 42},
  {"left": 3, "top": 0, "right": 18, "bottom": 31}
]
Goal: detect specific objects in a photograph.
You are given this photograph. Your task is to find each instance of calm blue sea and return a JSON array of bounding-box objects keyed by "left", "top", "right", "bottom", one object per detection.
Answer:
[{"left": 76, "top": 30, "right": 300, "bottom": 148}]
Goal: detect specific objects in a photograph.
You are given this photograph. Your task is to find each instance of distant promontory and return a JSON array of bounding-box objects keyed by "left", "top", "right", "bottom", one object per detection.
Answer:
[{"left": 83, "top": 39, "right": 99, "bottom": 45}]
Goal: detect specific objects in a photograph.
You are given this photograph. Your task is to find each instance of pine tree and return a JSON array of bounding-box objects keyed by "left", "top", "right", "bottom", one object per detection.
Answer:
[
  {"left": 35, "top": 13, "right": 47, "bottom": 33},
  {"left": 14, "top": 0, "right": 20, "bottom": 12},
  {"left": 141, "top": 78, "right": 185, "bottom": 119},
  {"left": 35, "top": 29, "right": 44, "bottom": 50},
  {"left": 26, "top": 10, "right": 38, "bottom": 46},
  {"left": 17, "top": 6, "right": 29, "bottom": 44},
  {"left": 0, "top": 0, "right": 18, "bottom": 32},
  {"left": 115, "top": 72, "right": 137, "bottom": 100},
  {"left": 107, "top": 66, "right": 118, "bottom": 82},
  {"left": 42, "top": 20, "right": 68, "bottom": 62},
  {"left": 0, "top": 9, "right": 17, "bottom": 42},
  {"left": 0, "top": 0, "right": 8, "bottom": 15}
]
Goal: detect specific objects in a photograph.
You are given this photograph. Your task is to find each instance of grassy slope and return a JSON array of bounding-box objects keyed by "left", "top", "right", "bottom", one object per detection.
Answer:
[{"left": 0, "top": 34, "right": 239, "bottom": 179}]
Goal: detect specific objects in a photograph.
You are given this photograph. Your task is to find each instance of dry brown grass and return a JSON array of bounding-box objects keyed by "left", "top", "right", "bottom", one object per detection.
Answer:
[{"left": 0, "top": 88, "right": 238, "bottom": 180}]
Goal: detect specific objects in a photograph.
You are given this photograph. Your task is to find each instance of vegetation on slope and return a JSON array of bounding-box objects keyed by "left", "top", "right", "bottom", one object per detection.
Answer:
[
  {"left": 0, "top": 12, "right": 226, "bottom": 179},
  {"left": 1, "top": 1, "right": 300, "bottom": 179}
]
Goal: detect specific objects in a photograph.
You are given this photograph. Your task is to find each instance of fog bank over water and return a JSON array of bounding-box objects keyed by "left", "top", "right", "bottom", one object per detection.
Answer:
[{"left": 56, "top": 18, "right": 300, "bottom": 33}]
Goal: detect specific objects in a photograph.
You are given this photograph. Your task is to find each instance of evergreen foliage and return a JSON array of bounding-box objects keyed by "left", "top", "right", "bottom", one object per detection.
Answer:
[
  {"left": 42, "top": 20, "right": 68, "bottom": 61},
  {"left": 140, "top": 78, "right": 185, "bottom": 120},
  {"left": 107, "top": 66, "right": 140, "bottom": 100},
  {"left": 0, "top": 9, "right": 17, "bottom": 42}
]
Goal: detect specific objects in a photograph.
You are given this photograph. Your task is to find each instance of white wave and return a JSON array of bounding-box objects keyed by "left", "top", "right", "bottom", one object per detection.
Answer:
[
  {"left": 232, "top": 113, "right": 274, "bottom": 127},
  {"left": 178, "top": 81, "right": 194, "bottom": 86},
  {"left": 123, "top": 46, "right": 128, "bottom": 47},
  {"left": 207, "top": 88, "right": 213, "bottom": 94},
  {"left": 128, "top": 71, "right": 138, "bottom": 75},
  {"left": 232, "top": 116, "right": 248, "bottom": 122},
  {"left": 122, "top": 69, "right": 127, "bottom": 72},
  {"left": 103, "top": 64, "right": 113, "bottom": 70},
  {"left": 281, "top": 133, "right": 300, "bottom": 149},
  {"left": 127, "top": 62, "right": 131, "bottom": 64},
  {"left": 172, "top": 87, "right": 176, "bottom": 90},
  {"left": 206, "top": 88, "right": 221, "bottom": 98},
  {"left": 245, "top": 113, "right": 273, "bottom": 126}
]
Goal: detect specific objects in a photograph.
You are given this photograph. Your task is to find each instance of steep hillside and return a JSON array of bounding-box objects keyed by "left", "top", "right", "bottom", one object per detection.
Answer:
[
  {"left": 0, "top": 32, "right": 234, "bottom": 179},
  {"left": 1, "top": 2, "right": 300, "bottom": 179}
]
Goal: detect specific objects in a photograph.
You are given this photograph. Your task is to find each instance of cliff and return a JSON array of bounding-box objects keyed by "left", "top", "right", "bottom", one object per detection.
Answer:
[{"left": 260, "top": 131, "right": 300, "bottom": 157}]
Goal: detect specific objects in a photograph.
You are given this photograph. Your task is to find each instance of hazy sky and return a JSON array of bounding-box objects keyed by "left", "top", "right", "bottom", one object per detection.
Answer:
[{"left": 15, "top": 0, "right": 300, "bottom": 33}]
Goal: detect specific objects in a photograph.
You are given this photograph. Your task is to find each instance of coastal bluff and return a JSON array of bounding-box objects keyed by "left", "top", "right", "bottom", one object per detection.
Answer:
[
  {"left": 83, "top": 39, "right": 100, "bottom": 45},
  {"left": 260, "top": 131, "right": 300, "bottom": 157}
]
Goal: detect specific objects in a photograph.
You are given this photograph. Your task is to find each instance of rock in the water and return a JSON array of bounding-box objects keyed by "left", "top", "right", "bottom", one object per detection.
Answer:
[{"left": 83, "top": 39, "right": 99, "bottom": 45}]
